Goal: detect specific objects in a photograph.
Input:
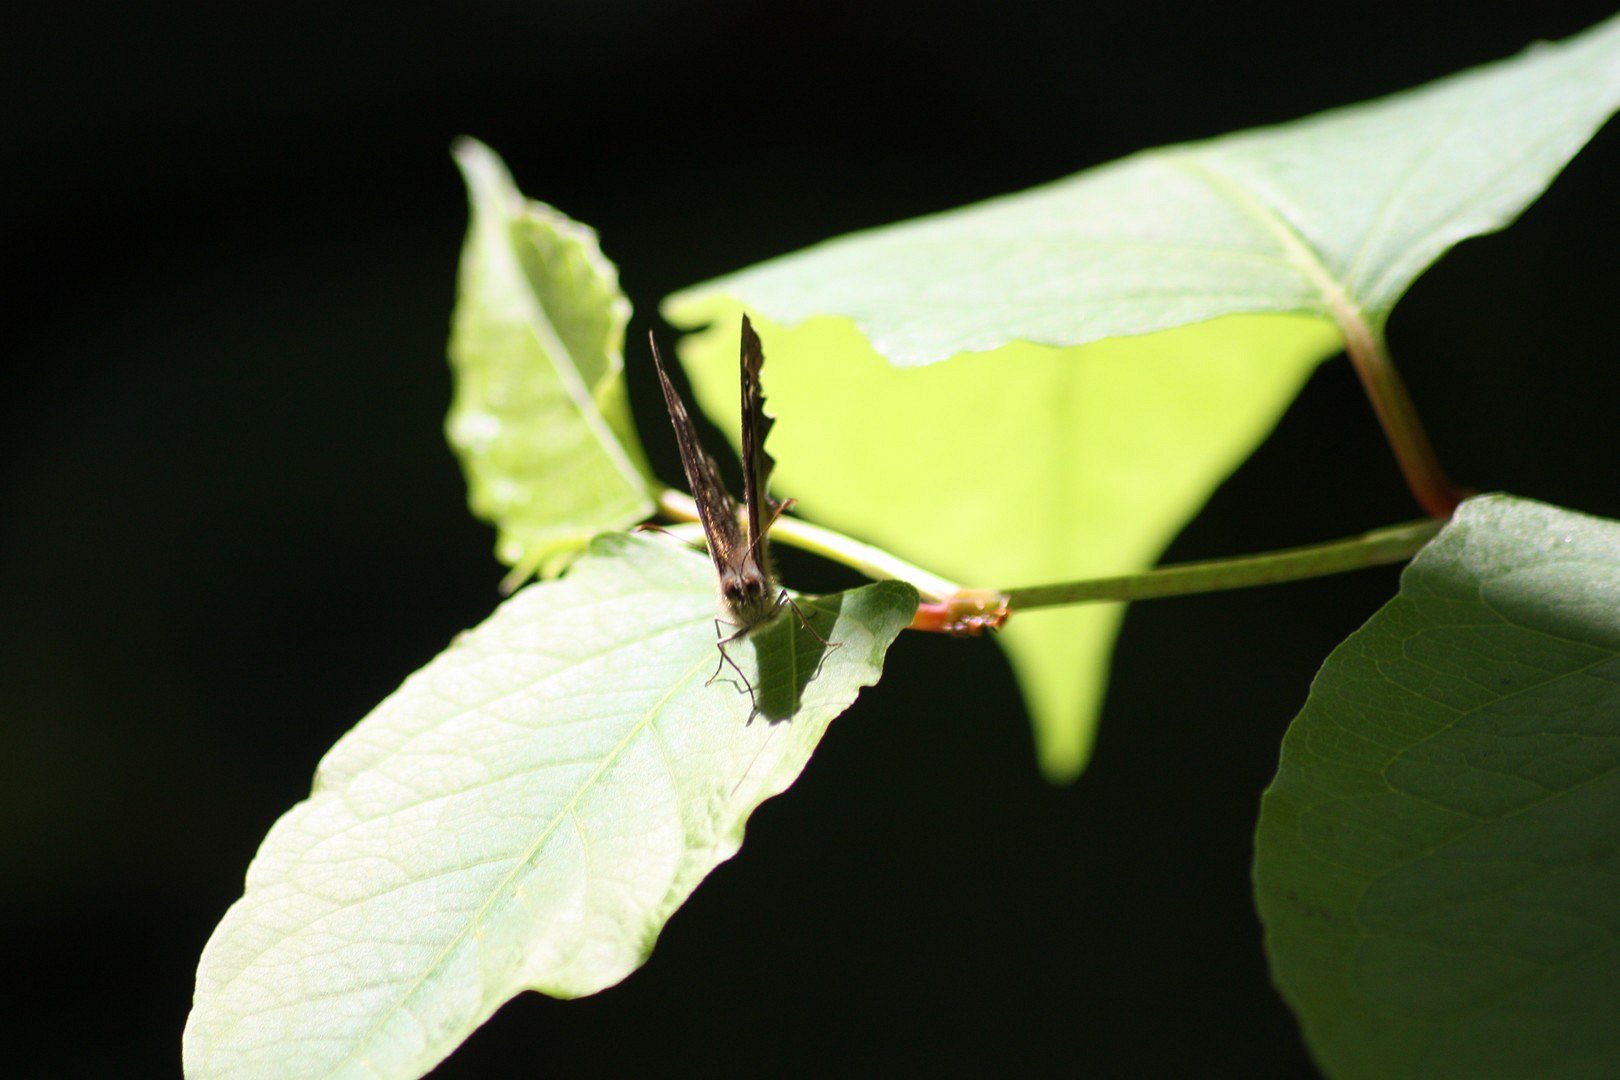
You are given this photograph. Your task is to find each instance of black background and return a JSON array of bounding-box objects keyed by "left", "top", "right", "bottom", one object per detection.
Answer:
[{"left": 6, "top": 2, "right": 1618, "bottom": 1076}]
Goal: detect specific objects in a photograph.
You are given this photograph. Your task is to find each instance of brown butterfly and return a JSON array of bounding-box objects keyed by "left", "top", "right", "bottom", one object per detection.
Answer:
[{"left": 649, "top": 316, "right": 827, "bottom": 695}]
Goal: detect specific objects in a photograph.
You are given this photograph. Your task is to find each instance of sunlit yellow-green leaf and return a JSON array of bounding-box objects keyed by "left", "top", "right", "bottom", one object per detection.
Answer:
[
  {"left": 665, "top": 16, "right": 1620, "bottom": 779},
  {"left": 671, "top": 310, "right": 1336, "bottom": 776}
]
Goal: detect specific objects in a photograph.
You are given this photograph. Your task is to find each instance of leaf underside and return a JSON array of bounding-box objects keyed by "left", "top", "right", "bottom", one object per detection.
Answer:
[
  {"left": 184, "top": 534, "right": 916, "bottom": 1080},
  {"left": 663, "top": 15, "right": 1620, "bottom": 779},
  {"left": 1255, "top": 495, "right": 1620, "bottom": 1079}
]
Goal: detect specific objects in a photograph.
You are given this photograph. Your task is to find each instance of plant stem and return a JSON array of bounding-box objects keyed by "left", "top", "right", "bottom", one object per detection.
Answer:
[
  {"left": 1339, "top": 318, "right": 1464, "bottom": 520},
  {"left": 656, "top": 489, "right": 965, "bottom": 601},
  {"left": 1002, "top": 518, "right": 1441, "bottom": 609},
  {"left": 659, "top": 487, "right": 1442, "bottom": 629}
]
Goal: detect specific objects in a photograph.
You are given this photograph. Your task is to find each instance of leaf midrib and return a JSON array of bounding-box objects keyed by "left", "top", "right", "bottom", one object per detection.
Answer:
[
  {"left": 1154, "top": 152, "right": 1364, "bottom": 341},
  {"left": 514, "top": 225, "right": 649, "bottom": 501}
]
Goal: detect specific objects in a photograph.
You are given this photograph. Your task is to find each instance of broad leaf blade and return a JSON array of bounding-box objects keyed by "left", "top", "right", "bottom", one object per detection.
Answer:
[
  {"left": 664, "top": 16, "right": 1620, "bottom": 779},
  {"left": 183, "top": 534, "right": 915, "bottom": 1080},
  {"left": 667, "top": 17, "right": 1620, "bottom": 359},
  {"left": 1255, "top": 495, "right": 1620, "bottom": 1079},
  {"left": 448, "top": 139, "right": 653, "bottom": 577}
]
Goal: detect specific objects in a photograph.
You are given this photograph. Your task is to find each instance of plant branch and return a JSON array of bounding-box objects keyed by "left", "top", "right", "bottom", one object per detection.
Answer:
[
  {"left": 1002, "top": 518, "right": 1441, "bottom": 610},
  {"left": 659, "top": 488, "right": 1442, "bottom": 633}
]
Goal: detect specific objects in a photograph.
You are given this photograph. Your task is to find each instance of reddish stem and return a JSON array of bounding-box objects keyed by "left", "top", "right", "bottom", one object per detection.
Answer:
[{"left": 1342, "top": 321, "right": 1463, "bottom": 519}]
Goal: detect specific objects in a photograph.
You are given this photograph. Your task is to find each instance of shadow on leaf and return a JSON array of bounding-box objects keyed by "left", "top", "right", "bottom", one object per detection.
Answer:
[{"left": 717, "top": 592, "right": 845, "bottom": 723}]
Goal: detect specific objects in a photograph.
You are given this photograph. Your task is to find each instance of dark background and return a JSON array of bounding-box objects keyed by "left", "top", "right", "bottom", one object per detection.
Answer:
[{"left": 6, "top": 2, "right": 1618, "bottom": 1075}]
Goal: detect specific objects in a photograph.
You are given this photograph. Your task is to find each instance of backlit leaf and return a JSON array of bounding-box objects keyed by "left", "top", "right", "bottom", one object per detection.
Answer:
[{"left": 448, "top": 138, "right": 653, "bottom": 578}]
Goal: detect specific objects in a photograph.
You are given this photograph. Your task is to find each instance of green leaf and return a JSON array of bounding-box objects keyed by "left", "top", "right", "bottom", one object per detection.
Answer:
[
  {"left": 448, "top": 138, "right": 653, "bottom": 578},
  {"left": 668, "top": 17, "right": 1620, "bottom": 360},
  {"left": 663, "top": 16, "right": 1620, "bottom": 779},
  {"left": 1254, "top": 495, "right": 1620, "bottom": 1079},
  {"left": 183, "top": 534, "right": 915, "bottom": 1080}
]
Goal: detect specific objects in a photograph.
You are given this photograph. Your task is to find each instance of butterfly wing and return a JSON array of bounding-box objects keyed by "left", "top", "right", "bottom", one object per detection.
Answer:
[
  {"left": 737, "top": 314, "right": 780, "bottom": 559},
  {"left": 649, "top": 333, "right": 749, "bottom": 582}
]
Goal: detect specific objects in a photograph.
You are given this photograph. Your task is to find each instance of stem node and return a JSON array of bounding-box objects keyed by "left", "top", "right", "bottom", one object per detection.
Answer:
[{"left": 909, "top": 590, "right": 1012, "bottom": 635}]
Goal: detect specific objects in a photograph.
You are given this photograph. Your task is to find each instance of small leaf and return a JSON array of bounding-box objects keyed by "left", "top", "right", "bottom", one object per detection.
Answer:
[
  {"left": 183, "top": 535, "right": 915, "bottom": 1080},
  {"left": 1254, "top": 495, "right": 1620, "bottom": 1079},
  {"left": 448, "top": 138, "right": 653, "bottom": 577},
  {"left": 664, "top": 16, "right": 1620, "bottom": 778}
]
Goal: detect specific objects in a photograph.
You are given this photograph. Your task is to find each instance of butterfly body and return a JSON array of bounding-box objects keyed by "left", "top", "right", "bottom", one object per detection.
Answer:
[{"left": 651, "top": 316, "right": 838, "bottom": 705}]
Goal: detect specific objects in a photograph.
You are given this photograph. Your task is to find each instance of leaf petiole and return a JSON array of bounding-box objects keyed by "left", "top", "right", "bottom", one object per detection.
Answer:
[
  {"left": 656, "top": 488, "right": 965, "bottom": 600},
  {"left": 1340, "top": 321, "right": 1464, "bottom": 519}
]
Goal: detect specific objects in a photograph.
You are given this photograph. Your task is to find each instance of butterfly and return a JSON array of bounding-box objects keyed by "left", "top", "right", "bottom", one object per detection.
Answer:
[{"left": 649, "top": 315, "right": 829, "bottom": 697}]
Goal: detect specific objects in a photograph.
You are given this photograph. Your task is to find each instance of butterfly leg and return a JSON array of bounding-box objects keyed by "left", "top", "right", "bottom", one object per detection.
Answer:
[
  {"left": 705, "top": 618, "right": 734, "bottom": 683},
  {"left": 775, "top": 590, "right": 840, "bottom": 650},
  {"left": 706, "top": 618, "right": 760, "bottom": 713},
  {"left": 771, "top": 590, "right": 842, "bottom": 683}
]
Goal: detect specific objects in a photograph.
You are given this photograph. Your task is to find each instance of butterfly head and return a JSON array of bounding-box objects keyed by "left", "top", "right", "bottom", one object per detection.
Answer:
[{"left": 719, "top": 564, "right": 778, "bottom": 630}]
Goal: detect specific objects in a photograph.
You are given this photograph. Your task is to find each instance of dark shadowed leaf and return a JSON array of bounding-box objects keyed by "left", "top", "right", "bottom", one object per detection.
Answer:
[{"left": 1255, "top": 495, "right": 1620, "bottom": 1079}]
